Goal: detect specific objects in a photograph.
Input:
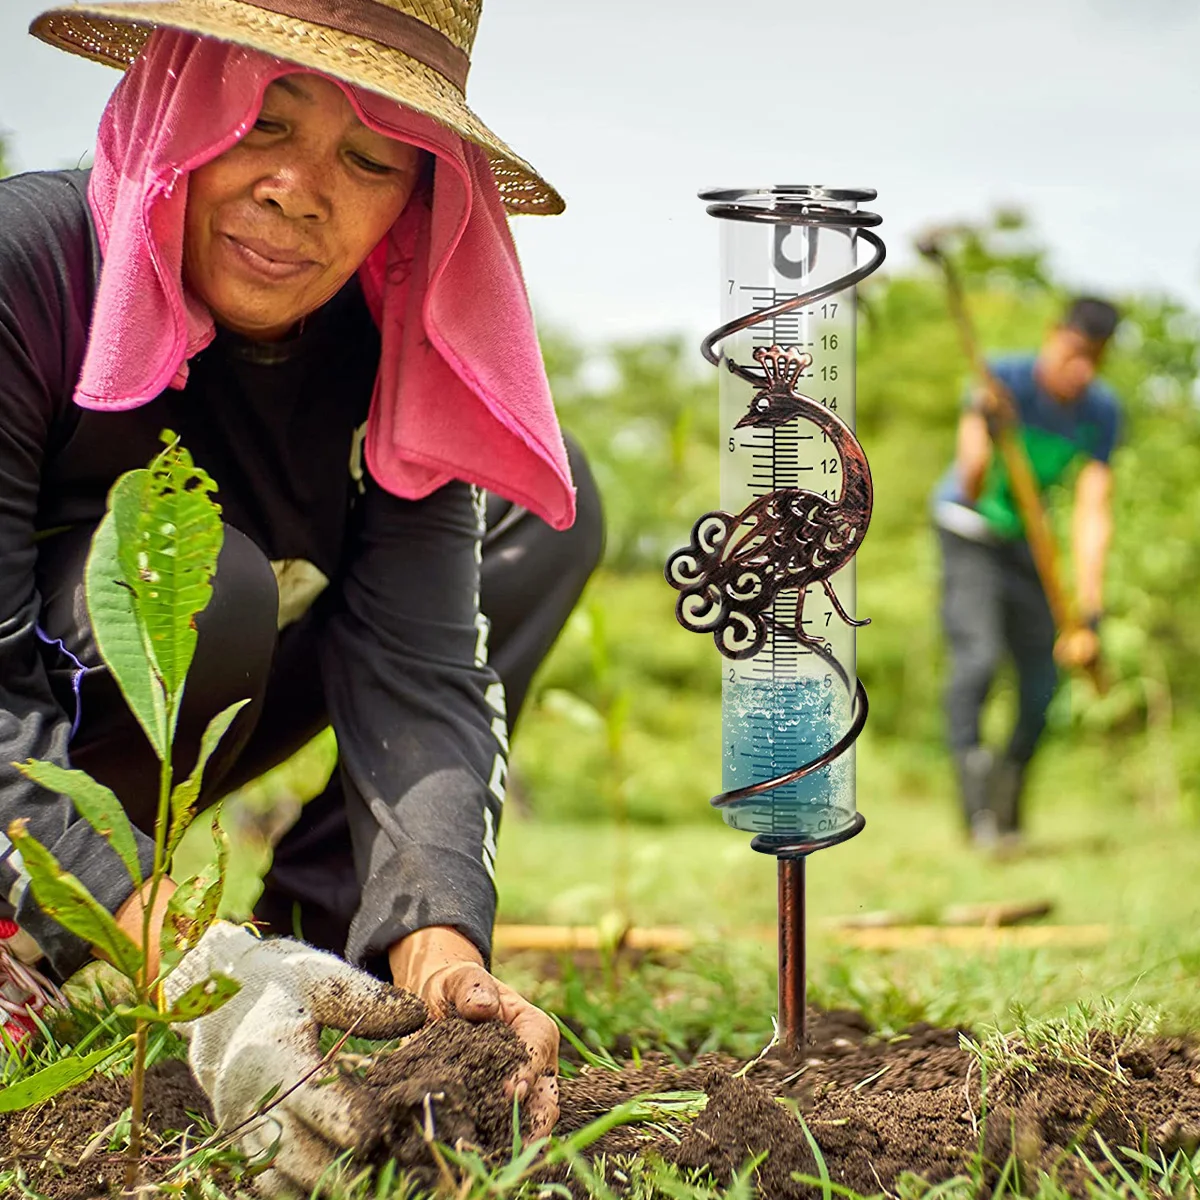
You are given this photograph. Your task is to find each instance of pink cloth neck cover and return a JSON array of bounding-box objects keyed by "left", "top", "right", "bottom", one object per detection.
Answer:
[{"left": 81, "top": 30, "right": 575, "bottom": 529}]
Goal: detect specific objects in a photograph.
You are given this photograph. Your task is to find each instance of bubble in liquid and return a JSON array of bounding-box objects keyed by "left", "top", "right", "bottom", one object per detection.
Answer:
[{"left": 721, "top": 676, "right": 856, "bottom": 839}]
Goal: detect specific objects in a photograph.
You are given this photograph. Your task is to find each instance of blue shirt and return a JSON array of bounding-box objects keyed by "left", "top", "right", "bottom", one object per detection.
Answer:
[{"left": 934, "top": 354, "right": 1120, "bottom": 541}]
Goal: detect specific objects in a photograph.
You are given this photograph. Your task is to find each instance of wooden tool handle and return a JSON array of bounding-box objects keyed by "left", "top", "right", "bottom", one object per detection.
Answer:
[
  {"left": 992, "top": 412, "right": 1107, "bottom": 694},
  {"left": 991, "top": 424, "right": 1071, "bottom": 628}
]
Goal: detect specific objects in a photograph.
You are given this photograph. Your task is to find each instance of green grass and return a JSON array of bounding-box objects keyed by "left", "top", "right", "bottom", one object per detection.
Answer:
[
  {"left": 492, "top": 712, "right": 1200, "bottom": 1046},
  {"left": 495, "top": 759, "right": 1200, "bottom": 932}
]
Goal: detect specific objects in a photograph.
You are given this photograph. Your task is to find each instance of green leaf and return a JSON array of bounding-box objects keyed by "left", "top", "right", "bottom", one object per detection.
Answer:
[
  {"left": 161, "top": 974, "right": 240, "bottom": 1022},
  {"left": 211, "top": 804, "right": 231, "bottom": 887},
  {"left": 8, "top": 820, "right": 144, "bottom": 981},
  {"left": 159, "top": 877, "right": 220, "bottom": 976},
  {"left": 85, "top": 436, "right": 224, "bottom": 750},
  {"left": 112, "top": 1003, "right": 164, "bottom": 1023},
  {"left": 167, "top": 700, "right": 250, "bottom": 857},
  {"left": 117, "top": 974, "right": 238, "bottom": 1023},
  {"left": 124, "top": 435, "right": 224, "bottom": 703},
  {"left": 0, "top": 1039, "right": 130, "bottom": 1113},
  {"left": 14, "top": 761, "right": 143, "bottom": 889},
  {"left": 494, "top": 1137, "right": 549, "bottom": 1187},
  {"left": 795, "top": 1108, "right": 834, "bottom": 1200},
  {"left": 84, "top": 498, "right": 168, "bottom": 760}
]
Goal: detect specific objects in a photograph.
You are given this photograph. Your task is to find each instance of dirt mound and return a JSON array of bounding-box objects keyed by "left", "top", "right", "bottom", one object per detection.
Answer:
[
  {"left": 983, "top": 1033, "right": 1200, "bottom": 1192},
  {"left": 669, "top": 1070, "right": 816, "bottom": 1197},
  {"left": 0, "top": 1020, "right": 530, "bottom": 1198},
  {"left": 555, "top": 1013, "right": 982, "bottom": 1194}
]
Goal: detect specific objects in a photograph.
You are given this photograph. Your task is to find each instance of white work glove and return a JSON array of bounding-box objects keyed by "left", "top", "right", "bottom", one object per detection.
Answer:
[{"left": 163, "top": 921, "right": 426, "bottom": 1197}]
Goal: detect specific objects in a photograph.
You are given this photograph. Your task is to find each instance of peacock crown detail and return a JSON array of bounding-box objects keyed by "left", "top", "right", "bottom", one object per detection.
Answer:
[{"left": 753, "top": 346, "right": 813, "bottom": 395}]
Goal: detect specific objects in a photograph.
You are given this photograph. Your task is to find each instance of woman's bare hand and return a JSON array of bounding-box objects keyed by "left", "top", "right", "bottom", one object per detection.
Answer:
[{"left": 389, "top": 925, "right": 559, "bottom": 1138}]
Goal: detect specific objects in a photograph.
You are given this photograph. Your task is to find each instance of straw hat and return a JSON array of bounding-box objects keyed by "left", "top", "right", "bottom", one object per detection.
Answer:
[{"left": 30, "top": 0, "right": 563, "bottom": 215}]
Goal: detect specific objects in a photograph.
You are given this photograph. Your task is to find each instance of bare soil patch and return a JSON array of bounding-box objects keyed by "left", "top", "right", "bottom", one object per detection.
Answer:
[
  {"left": 0, "top": 1059, "right": 213, "bottom": 1199},
  {"left": 1, "top": 1012, "right": 1197, "bottom": 1197},
  {"left": 556, "top": 1010, "right": 1200, "bottom": 1197}
]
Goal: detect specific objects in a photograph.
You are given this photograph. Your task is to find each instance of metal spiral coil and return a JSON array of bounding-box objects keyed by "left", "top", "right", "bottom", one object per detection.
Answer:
[{"left": 693, "top": 188, "right": 885, "bottom": 861}]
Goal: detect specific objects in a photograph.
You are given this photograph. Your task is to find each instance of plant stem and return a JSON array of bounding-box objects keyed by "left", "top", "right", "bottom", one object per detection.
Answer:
[
  {"left": 146, "top": 702, "right": 176, "bottom": 934},
  {"left": 126, "top": 706, "right": 177, "bottom": 1192},
  {"left": 124, "top": 1015, "right": 148, "bottom": 1193}
]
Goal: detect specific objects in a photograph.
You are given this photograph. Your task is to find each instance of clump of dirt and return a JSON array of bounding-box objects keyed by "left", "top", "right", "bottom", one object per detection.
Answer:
[
  {"left": 0, "top": 1020, "right": 532, "bottom": 1198},
  {"left": 669, "top": 1069, "right": 816, "bottom": 1197},
  {"left": 557, "top": 1012, "right": 981, "bottom": 1195},
  {"left": 364, "top": 1016, "right": 529, "bottom": 1178},
  {"left": 0, "top": 1059, "right": 212, "bottom": 1200}
]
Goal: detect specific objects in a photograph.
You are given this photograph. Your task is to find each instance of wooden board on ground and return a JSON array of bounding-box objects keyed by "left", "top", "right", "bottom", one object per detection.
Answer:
[
  {"left": 833, "top": 900, "right": 1055, "bottom": 929},
  {"left": 828, "top": 924, "right": 1111, "bottom": 950},
  {"left": 492, "top": 924, "right": 696, "bottom": 952},
  {"left": 493, "top": 919, "right": 1110, "bottom": 954}
]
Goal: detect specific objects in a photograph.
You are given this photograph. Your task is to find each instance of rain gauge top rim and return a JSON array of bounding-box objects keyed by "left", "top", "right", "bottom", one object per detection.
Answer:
[{"left": 698, "top": 185, "right": 882, "bottom": 227}]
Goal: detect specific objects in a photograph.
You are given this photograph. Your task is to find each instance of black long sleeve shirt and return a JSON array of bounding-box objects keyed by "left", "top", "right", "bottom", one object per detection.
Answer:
[{"left": 0, "top": 169, "right": 508, "bottom": 977}]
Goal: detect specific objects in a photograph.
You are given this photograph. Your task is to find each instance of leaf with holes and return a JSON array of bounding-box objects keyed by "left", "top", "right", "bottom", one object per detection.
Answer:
[
  {"left": 86, "top": 434, "right": 225, "bottom": 754},
  {"left": 163, "top": 973, "right": 240, "bottom": 1023},
  {"left": 84, "top": 486, "right": 168, "bottom": 761},
  {"left": 159, "top": 810, "right": 227, "bottom": 976},
  {"left": 118, "top": 973, "right": 238, "bottom": 1023},
  {"left": 125, "top": 434, "right": 223, "bottom": 704}
]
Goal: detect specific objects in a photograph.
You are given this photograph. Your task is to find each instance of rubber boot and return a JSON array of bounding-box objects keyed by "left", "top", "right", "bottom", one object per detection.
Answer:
[
  {"left": 954, "top": 746, "right": 997, "bottom": 847},
  {"left": 990, "top": 756, "right": 1027, "bottom": 842}
]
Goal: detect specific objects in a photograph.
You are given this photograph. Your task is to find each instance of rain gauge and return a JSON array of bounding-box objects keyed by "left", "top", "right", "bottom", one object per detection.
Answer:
[{"left": 666, "top": 186, "right": 885, "bottom": 1054}]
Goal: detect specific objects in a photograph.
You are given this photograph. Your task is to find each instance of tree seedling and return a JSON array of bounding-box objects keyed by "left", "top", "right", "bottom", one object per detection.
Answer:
[{"left": 1, "top": 432, "right": 246, "bottom": 1191}]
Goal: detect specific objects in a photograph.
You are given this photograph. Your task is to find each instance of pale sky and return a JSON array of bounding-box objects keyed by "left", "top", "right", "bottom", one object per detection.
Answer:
[{"left": 2, "top": 0, "right": 1198, "bottom": 346}]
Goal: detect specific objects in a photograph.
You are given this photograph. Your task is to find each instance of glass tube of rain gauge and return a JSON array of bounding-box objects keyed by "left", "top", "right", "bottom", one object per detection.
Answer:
[{"left": 712, "top": 187, "right": 865, "bottom": 842}]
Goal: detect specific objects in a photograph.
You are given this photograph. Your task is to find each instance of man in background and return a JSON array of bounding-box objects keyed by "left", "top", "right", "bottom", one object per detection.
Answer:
[{"left": 933, "top": 297, "right": 1121, "bottom": 846}]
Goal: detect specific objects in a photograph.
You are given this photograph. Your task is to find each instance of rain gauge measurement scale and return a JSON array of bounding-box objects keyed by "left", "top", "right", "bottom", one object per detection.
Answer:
[{"left": 666, "top": 187, "right": 885, "bottom": 1055}]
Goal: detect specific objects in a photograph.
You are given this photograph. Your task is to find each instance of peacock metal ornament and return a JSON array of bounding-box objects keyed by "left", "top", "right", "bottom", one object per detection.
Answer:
[{"left": 667, "top": 344, "right": 872, "bottom": 663}]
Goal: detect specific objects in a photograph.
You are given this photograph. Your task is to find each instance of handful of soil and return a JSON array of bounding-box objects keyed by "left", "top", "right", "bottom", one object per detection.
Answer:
[{"left": 362, "top": 1016, "right": 529, "bottom": 1176}]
